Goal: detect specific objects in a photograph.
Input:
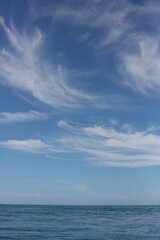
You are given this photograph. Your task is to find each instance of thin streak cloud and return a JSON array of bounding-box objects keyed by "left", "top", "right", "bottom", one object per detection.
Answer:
[
  {"left": 56, "top": 121, "right": 160, "bottom": 167},
  {"left": 46, "top": 0, "right": 133, "bottom": 48},
  {"left": 0, "top": 111, "right": 49, "bottom": 123},
  {"left": 1, "top": 120, "right": 160, "bottom": 167},
  {"left": 0, "top": 139, "right": 49, "bottom": 153}
]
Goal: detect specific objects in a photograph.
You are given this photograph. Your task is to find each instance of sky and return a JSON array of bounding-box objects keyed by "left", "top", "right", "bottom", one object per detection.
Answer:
[{"left": 1, "top": 0, "right": 160, "bottom": 205}]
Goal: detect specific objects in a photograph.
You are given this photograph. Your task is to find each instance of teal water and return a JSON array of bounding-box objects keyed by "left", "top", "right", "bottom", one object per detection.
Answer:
[{"left": 0, "top": 205, "right": 160, "bottom": 239}]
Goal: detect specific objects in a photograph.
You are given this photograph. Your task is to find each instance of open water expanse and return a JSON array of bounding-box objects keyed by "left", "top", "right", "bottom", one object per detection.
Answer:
[{"left": 0, "top": 205, "right": 160, "bottom": 240}]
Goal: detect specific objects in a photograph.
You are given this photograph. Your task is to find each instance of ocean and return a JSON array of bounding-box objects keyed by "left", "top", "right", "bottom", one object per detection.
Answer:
[{"left": 0, "top": 204, "right": 160, "bottom": 239}]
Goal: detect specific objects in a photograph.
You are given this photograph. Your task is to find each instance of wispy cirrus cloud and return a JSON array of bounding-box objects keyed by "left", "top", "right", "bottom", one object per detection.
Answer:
[
  {"left": 0, "top": 16, "right": 94, "bottom": 109},
  {"left": 121, "top": 36, "right": 160, "bottom": 93},
  {"left": 45, "top": 0, "right": 133, "bottom": 48},
  {"left": 56, "top": 120, "right": 160, "bottom": 167},
  {"left": 0, "top": 110, "right": 48, "bottom": 123},
  {"left": 1, "top": 120, "right": 160, "bottom": 167},
  {"left": 0, "top": 14, "right": 125, "bottom": 110},
  {"left": 40, "top": 0, "right": 160, "bottom": 94},
  {"left": 0, "top": 139, "right": 49, "bottom": 153}
]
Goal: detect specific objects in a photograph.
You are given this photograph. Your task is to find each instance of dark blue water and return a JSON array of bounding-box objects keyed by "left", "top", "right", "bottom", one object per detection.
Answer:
[{"left": 0, "top": 205, "right": 160, "bottom": 239}]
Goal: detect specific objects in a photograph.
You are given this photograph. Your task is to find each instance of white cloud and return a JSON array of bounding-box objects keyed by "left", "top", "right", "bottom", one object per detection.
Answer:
[
  {"left": 57, "top": 120, "right": 71, "bottom": 129},
  {"left": 51, "top": 0, "right": 133, "bottom": 48},
  {"left": 121, "top": 36, "right": 160, "bottom": 93},
  {"left": 0, "top": 15, "right": 124, "bottom": 110},
  {"left": 109, "top": 119, "right": 119, "bottom": 126},
  {"left": 0, "top": 16, "right": 93, "bottom": 109},
  {"left": 121, "top": 123, "right": 133, "bottom": 133},
  {"left": 57, "top": 121, "right": 160, "bottom": 167},
  {"left": 43, "top": 0, "right": 160, "bottom": 94},
  {"left": 147, "top": 125, "right": 160, "bottom": 133},
  {"left": 2, "top": 121, "right": 160, "bottom": 167},
  {"left": 0, "top": 139, "right": 49, "bottom": 153},
  {"left": 0, "top": 110, "right": 48, "bottom": 123}
]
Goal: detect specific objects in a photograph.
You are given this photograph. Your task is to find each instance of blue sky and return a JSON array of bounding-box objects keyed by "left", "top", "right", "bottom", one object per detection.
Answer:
[{"left": 1, "top": 0, "right": 160, "bottom": 205}]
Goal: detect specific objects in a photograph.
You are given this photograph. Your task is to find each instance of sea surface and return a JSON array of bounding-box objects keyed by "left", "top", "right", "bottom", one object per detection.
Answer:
[{"left": 0, "top": 205, "right": 160, "bottom": 240}]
